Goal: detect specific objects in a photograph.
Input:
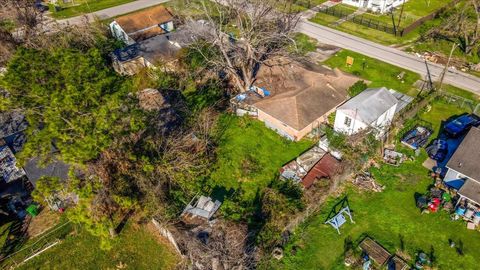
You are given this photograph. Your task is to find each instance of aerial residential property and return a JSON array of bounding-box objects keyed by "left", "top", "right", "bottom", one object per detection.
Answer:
[{"left": 2, "top": 0, "right": 480, "bottom": 269}]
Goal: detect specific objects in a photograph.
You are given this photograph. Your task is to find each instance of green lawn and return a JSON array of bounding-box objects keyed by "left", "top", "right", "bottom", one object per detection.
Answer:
[
  {"left": 209, "top": 115, "right": 312, "bottom": 212},
  {"left": 290, "top": 0, "right": 328, "bottom": 12},
  {"left": 50, "top": 0, "right": 136, "bottom": 19},
  {"left": 16, "top": 222, "right": 178, "bottom": 269},
  {"left": 272, "top": 98, "right": 480, "bottom": 270},
  {"left": 310, "top": 0, "right": 450, "bottom": 46},
  {"left": 310, "top": 12, "right": 430, "bottom": 45},
  {"left": 291, "top": 33, "right": 318, "bottom": 55},
  {"left": 441, "top": 85, "right": 480, "bottom": 101},
  {"left": 323, "top": 49, "right": 421, "bottom": 96},
  {"left": 418, "top": 98, "right": 473, "bottom": 138},
  {"left": 0, "top": 221, "right": 13, "bottom": 248},
  {"left": 361, "top": 0, "right": 451, "bottom": 27}
]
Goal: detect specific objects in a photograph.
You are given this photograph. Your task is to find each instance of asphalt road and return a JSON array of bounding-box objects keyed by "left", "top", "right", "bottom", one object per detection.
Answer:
[
  {"left": 298, "top": 21, "right": 480, "bottom": 95},
  {"left": 56, "top": 0, "right": 170, "bottom": 25}
]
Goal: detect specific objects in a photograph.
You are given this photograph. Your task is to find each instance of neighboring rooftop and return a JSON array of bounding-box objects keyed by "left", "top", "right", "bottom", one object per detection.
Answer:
[
  {"left": 337, "top": 87, "right": 398, "bottom": 124},
  {"left": 301, "top": 154, "right": 340, "bottom": 189},
  {"left": 458, "top": 179, "right": 480, "bottom": 205},
  {"left": 115, "top": 5, "right": 174, "bottom": 40},
  {"left": 446, "top": 127, "right": 480, "bottom": 181},
  {"left": 0, "top": 111, "right": 27, "bottom": 139},
  {"left": 0, "top": 145, "right": 26, "bottom": 183},
  {"left": 254, "top": 62, "right": 359, "bottom": 130},
  {"left": 23, "top": 157, "right": 70, "bottom": 186}
]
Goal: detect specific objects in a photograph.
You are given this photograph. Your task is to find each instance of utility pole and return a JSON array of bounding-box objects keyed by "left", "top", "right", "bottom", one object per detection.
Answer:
[
  {"left": 396, "top": 0, "right": 406, "bottom": 32},
  {"left": 437, "top": 43, "right": 458, "bottom": 91}
]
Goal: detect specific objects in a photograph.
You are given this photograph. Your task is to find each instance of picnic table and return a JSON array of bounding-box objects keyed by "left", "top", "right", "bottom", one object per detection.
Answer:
[{"left": 359, "top": 237, "right": 391, "bottom": 266}]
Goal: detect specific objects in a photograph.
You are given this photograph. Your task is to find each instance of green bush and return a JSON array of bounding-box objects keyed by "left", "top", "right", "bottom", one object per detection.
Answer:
[{"left": 348, "top": 80, "right": 368, "bottom": 97}]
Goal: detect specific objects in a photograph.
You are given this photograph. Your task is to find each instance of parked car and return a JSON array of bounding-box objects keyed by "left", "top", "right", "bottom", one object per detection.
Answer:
[
  {"left": 444, "top": 114, "right": 480, "bottom": 137},
  {"left": 426, "top": 139, "right": 448, "bottom": 162}
]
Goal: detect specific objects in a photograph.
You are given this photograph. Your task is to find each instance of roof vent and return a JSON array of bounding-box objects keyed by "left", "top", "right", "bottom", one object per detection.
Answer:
[{"left": 458, "top": 162, "right": 463, "bottom": 167}]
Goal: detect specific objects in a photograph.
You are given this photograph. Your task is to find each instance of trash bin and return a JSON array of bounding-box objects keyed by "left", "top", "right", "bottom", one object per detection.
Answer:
[{"left": 26, "top": 204, "right": 39, "bottom": 217}]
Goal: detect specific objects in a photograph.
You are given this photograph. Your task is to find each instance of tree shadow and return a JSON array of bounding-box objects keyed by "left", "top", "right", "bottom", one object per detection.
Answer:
[
  {"left": 115, "top": 209, "right": 135, "bottom": 235},
  {"left": 0, "top": 217, "right": 30, "bottom": 260}
]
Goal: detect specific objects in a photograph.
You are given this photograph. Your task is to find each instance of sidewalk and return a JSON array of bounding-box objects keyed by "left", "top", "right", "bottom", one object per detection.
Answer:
[{"left": 56, "top": 0, "right": 171, "bottom": 26}]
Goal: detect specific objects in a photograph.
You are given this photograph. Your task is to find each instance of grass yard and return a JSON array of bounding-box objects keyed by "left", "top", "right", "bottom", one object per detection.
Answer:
[
  {"left": 272, "top": 97, "right": 480, "bottom": 270},
  {"left": 411, "top": 38, "right": 480, "bottom": 67},
  {"left": 290, "top": 0, "right": 328, "bottom": 12},
  {"left": 310, "top": 0, "right": 450, "bottom": 45},
  {"left": 310, "top": 12, "right": 431, "bottom": 45},
  {"left": 209, "top": 115, "right": 312, "bottom": 210},
  {"left": 361, "top": 0, "right": 451, "bottom": 27},
  {"left": 418, "top": 98, "right": 473, "bottom": 139},
  {"left": 291, "top": 33, "right": 318, "bottom": 55},
  {"left": 441, "top": 85, "right": 480, "bottom": 101},
  {"left": 50, "top": 0, "right": 136, "bottom": 19},
  {"left": 17, "top": 221, "right": 178, "bottom": 269},
  {"left": 323, "top": 49, "right": 421, "bottom": 96}
]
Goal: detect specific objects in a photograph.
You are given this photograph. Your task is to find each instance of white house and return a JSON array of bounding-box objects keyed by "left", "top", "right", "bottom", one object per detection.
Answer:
[
  {"left": 443, "top": 127, "right": 480, "bottom": 205},
  {"left": 342, "top": 0, "right": 407, "bottom": 13},
  {"left": 109, "top": 5, "right": 175, "bottom": 45},
  {"left": 334, "top": 87, "right": 398, "bottom": 137}
]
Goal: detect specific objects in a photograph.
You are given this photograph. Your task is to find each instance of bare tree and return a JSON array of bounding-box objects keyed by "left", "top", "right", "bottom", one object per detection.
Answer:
[
  {"left": 437, "top": 0, "right": 480, "bottom": 55},
  {"left": 179, "top": 0, "right": 301, "bottom": 93}
]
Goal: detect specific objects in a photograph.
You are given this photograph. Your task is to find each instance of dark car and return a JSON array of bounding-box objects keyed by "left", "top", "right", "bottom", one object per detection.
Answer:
[
  {"left": 444, "top": 114, "right": 480, "bottom": 137},
  {"left": 34, "top": 1, "right": 49, "bottom": 12},
  {"left": 426, "top": 139, "right": 448, "bottom": 162}
]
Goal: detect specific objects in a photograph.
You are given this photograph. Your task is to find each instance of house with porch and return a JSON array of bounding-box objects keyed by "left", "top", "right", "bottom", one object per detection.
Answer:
[
  {"left": 444, "top": 127, "right": 480, "bottom": 205},
  {"left": 342, "top": 0, "right": 408, "bottom": 13}
]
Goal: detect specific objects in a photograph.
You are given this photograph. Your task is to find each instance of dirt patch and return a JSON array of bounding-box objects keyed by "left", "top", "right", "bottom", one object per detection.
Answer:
[
  {"left": 27, "top": 209, "right": 61, "bottom": 238},
  {"left": 145, "top": 222, "right": 180, "bottom": 254}
]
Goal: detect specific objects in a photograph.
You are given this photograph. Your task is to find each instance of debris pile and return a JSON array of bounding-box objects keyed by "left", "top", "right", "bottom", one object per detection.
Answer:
[{"left": 352, "top": 171, "right": 384, "bottom": 192}]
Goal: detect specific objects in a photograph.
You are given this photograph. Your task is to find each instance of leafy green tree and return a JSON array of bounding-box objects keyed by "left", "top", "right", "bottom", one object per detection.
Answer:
[
  {"left": 0, "top": 47, "right": 144, "bottom": 164},
  {"left": 31, "top": 176, "right": 62, "bottom": 203},
  {"left": 348, "top": 80, "right": 368, "bottom": 97}
]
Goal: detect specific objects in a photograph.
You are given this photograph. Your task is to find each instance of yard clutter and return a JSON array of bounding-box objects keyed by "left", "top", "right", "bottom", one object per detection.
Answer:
[
  {"left": 353, "top": 171, "right": 384, "bottom": 192},
  {"left": 401, "top": 126, "right": 432, "bottom": 150},
  {"left": 383, "top": 148, "right": 405, "bottom": 166},
  {"left": 344, "top": 236, "right": 410, "bottom": 270},
  {"left": 181, "top": 195, "right": 221, "bottom": 224}
]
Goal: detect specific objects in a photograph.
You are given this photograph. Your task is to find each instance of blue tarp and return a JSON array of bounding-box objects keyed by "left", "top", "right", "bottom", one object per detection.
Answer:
[{"left": 445, "top": 179, "right": 465, "bottom": 190}]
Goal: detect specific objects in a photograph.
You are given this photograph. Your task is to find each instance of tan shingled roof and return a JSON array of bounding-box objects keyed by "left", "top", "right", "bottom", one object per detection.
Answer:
[
  {"left": 254, "top": 63, "right": 359, "bottom": 130},
  {"left": 115, "top": 5, "right": 173, "bottom": 36}
]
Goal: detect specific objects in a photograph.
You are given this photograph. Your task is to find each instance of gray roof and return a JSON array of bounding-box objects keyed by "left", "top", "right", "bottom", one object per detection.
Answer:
[
  {"left": 446, "top": 127, "right": 480, "bottom": 181},
  {"left": 0, "top": 111, "right": 27, "bottom": 138},
  {"left": 23, "top": 157, "right": 70, "bottom": 186},
  {"left": 458, "top": 179, "right": 480, "bottom": 205},
  {"left": 337, "top": 87, "right": 398, "bottom": 124},
  {"left": 0, "top": 146, "right": 26, "bottom": 183},
  {"left": 388, "top": 89, "right": 414, "bottom": 114}
]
